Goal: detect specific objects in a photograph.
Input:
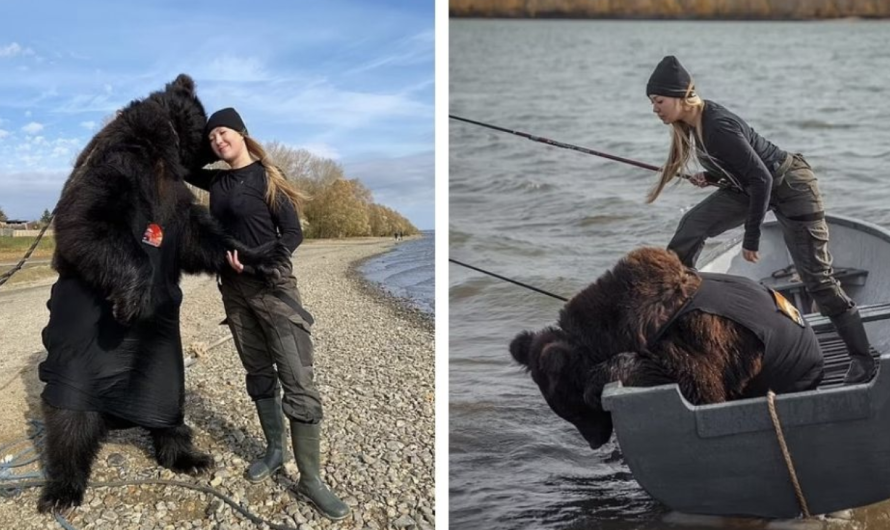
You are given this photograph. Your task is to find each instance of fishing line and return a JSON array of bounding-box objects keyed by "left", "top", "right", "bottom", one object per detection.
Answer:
[
  {"left": 449, "top": 114, "right": 730, "bottom": 190},
  {"left": 449, "top": 258, "right": 567, "bottom": 302}
]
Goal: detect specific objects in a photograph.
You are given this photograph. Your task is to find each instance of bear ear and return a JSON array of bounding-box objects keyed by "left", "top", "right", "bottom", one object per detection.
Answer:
[
  {"left": 169, "top": 74, "right": 196, "bottom": 98},
  {"left": 509, "top": 331, "right": 535, "bottom": 366}
]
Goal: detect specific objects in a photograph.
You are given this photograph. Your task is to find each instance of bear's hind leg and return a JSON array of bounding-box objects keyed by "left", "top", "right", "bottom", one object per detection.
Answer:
[
  {"left": 150, "top": 423, "right": 212, "bottom": 474},
  {"left": 38, "top": 400, "right": 107, "bottom": 513}
]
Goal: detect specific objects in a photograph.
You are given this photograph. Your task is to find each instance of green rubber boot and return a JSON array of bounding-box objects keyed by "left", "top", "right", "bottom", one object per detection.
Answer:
[
  {"left": 290, "top": 421, "right": 350, "bottom": 520},
  {"left": 246, "top": 397, "right": 287, "bottom": 483}
]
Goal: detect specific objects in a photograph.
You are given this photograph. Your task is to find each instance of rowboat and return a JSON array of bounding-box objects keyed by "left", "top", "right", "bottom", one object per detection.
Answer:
[{"left": 601, "top": 213, "right": 890, "bottom": 518}]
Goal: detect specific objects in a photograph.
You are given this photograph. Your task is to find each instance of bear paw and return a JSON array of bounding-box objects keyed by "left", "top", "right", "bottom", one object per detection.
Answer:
[
  {"left": 111, "top": 282, "right": 153, "bottom": 325},
  {"left": 164, "top": 449, "right": 213, "bottom": 475},
  {"left": 37, "top": 482, "right": 85, "bottom": 514}
]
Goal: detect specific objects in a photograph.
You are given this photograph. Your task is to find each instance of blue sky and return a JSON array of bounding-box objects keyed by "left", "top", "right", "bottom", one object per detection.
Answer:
[{"left": 0, "top": 0, "right": 434, "bottom": 229}]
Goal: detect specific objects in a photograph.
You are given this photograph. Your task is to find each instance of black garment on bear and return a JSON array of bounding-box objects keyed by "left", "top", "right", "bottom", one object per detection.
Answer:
[
  {"left": 40, "top": 222, "right": 186, "bottom": 428},
  {"left": 653, "top": 272, "right": 824, "bottom": 395}
]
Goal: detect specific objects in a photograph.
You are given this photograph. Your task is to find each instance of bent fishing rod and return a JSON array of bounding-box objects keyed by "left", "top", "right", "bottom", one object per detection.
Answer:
[{"left": 449, "top": 114, "right": 731, "bottom": 190}]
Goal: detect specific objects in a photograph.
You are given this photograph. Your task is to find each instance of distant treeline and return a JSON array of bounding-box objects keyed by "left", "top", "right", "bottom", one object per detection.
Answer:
[
  {"left": 450, "top": 0, "right": 890, "bottom": 19},
  {"left": 189, "top": 142, "right": 419, "bottom": 240}
]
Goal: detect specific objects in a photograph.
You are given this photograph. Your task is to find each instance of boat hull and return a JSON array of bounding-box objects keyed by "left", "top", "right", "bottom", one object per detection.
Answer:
[{"left": 601, "top": 214, "right": 890, "bottom": 518}]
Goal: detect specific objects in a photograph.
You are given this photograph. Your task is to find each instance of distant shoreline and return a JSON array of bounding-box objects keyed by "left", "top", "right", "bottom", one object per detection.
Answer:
[{"left": 450, "top": 14, "right": 886, "bottom": 20}]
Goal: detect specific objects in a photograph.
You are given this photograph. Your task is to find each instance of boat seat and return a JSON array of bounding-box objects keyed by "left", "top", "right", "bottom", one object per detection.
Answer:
[{"left": 759, "top": 266, "right": 869, "bottom": 313}]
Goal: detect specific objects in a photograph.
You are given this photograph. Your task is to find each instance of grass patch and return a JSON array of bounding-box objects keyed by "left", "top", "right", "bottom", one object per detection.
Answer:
[
  {"left": 0, "top": 235, "right": 55, "bottom": 262},
  {"left": 0, "top": 263, "right": 57, "bottom": 287}
]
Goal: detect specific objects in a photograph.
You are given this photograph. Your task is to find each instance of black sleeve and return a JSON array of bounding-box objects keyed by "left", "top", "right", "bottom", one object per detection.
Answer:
[
  {"left": 183, "top": 168, "right": 218, "bottom": 191},
  {"left": 709, "top": 117, "right": 773, "bottom": 252},
  {"left": 270, "top": 192, "right": 303, "bottom": 254}
]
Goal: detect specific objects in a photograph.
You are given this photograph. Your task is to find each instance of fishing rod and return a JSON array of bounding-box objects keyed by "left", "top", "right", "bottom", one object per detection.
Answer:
[
  {"left": 449, "top": 114, "right": 731, "bottom": 190},
  {"left": 449, "top": 258, "right": 568, "bottom": 302}
]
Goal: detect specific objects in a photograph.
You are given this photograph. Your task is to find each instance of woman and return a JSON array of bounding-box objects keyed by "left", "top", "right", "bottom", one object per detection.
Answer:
[
  {"left": 188, "top": 108, "right": 349, "bottom": 520},
  {"left": 645, "top": 56, "right": 874, "bottom": 386}
]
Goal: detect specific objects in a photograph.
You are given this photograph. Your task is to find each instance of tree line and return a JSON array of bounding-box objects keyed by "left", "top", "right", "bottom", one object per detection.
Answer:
[
  {"left": 450, "top": 0, "right": 890, "bottom": 18},
  {"left": 189, "top": 141, "right": 419, "bottom": 239},
  {"left": 3, "top": 145, "right": 419, "bottom": 240}
]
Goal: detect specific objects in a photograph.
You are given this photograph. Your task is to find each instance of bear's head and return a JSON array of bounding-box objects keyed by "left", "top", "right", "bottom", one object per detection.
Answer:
[
  {"left": 150, "top": 74, "right": 211, "bottom": 171},
  {"left": 509, "top": 327, "right": 615, "bottom": 449},
  {"left": 558, "top": 247, "right": 700, "bottom": 355}
]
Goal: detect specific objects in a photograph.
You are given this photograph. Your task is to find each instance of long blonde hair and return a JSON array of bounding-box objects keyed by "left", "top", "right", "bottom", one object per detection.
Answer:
[
  {"left": 646, "top": 85, "right": 704, "bottom": 204},
  {"left": 243, "top": 136, "right": 310, "bottom": 213}
]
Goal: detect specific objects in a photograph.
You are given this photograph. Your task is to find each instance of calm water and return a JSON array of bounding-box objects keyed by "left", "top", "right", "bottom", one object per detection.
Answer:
[
  {"left": 360, "top": 230, "right": 434, "bottom": 314},
  {"left": 449, "top": 19, "right": 890, "bottom": 530}
]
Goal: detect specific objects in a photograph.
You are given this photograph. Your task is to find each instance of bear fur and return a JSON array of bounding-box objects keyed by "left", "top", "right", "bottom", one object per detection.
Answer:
[
  {"left": 510, "top": 247, "right": 823, "bottom": 450},
  {"left": 37, "top": 74, "right": 286, "bottom": 513}
]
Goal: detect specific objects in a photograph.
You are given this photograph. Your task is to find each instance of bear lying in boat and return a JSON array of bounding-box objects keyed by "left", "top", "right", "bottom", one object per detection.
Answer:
[{"left": 510, "top": 247, "right": 824, "bottom": 449}]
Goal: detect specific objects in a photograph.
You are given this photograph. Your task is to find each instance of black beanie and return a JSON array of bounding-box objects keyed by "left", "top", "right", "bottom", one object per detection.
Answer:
[
  {"left": 646, "top": 56, "right": 694, "bottom": 99},
  {"left": 205, "top": 107, "right": 248, "bottom": 136}
]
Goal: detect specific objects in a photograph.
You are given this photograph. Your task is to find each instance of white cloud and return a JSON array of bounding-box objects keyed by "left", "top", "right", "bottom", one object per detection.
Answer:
[
  {"left": 0, "top": 130, "right": 9, "bottom": 140},
  {"left": 80, "top": 121, "right": 97, "bottom": 130},
  {"left": 52, "top": 146, "right": 70, "bottom": 158},
  {"left": 201, "top": 55, "right": 272, "bottom": 82},
  {"left": 343, "top": 150, "right": 433, "bottom": 201},
  {"left": 273, "top": 84, "right": 430, "bottom": 130},
  {"left": 1, "top": 136, "right": 85, "bottom": 173},
  {"left": 300, "top": 142, "right": 340, "bottom": 160},
  {"left": 21, "top": 122, "right": 44, "bottom": 134},
  {"left": 0, "top": 42, "right": 35, "bottom": 58},
  {"left": 343, "top": 30, "right": 434, "bottom": 76}
]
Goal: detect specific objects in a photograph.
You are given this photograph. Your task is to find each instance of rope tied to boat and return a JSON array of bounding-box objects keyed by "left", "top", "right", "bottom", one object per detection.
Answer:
[{"left": 766, "top": 390, "right": 811, "bottom": 518}]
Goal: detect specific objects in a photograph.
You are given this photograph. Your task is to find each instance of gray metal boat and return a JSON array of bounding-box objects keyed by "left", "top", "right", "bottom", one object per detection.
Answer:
[{"left": 601, "top": 213, "right": 890, "bottom": 518}]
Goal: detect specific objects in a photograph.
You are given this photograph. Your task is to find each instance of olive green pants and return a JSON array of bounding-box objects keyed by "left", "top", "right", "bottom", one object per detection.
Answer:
[
  {"left": 668, "top": 154, "right": 854, "bottom": 317},
  {"left": 219, "top": 268, "right": 323, "bottom": 423}
]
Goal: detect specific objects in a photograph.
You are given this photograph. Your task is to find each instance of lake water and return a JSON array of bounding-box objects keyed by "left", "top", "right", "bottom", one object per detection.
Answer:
[
  {"left": 360, "top": 230, "right": 435, "bottom": 314},
  {"left": 449, "top": 19, "right": 890, "bottom": 530}
]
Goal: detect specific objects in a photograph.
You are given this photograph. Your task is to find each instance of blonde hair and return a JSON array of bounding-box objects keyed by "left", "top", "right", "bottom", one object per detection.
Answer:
[
  {"left": 646, "top": 85, "right": 705, "bottom": 204},
  {"left": 243, "top": 136, "right": 310, "bottom": 212}
]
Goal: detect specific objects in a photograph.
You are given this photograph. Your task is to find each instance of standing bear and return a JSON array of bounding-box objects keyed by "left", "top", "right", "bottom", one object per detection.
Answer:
[
  {"left": 37, "top": 74, "right": 288, "bottom": 513},
  {"left": 510, "top": 247, "right": 824, "bottom": 450}
]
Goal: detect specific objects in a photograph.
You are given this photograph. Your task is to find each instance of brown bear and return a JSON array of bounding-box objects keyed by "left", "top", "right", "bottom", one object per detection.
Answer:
[
  {"left": 37, "top": 74, "right": 287, "bottom": 513},
  {"left": 510, "top": 247, "right": 824, "bottom": 449}
]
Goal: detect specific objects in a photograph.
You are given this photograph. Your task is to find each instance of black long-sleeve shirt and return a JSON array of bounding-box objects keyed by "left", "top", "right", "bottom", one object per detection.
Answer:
[
  {"left": 187, "top": 162, "right": 303, "bottom": 253},
  {"left": 694, "top": 100, "right": 788, "bottom": 252}
]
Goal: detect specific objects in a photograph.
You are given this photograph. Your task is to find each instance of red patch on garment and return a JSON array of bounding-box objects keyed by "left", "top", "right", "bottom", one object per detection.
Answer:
[{"left": 142, "top": 223, "right": 164, "bottom": 247}]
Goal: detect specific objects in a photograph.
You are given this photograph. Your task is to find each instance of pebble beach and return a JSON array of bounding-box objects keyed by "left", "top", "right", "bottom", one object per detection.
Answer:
[{"left": 0, "top": 237, "right": 435, "bottom": 530}]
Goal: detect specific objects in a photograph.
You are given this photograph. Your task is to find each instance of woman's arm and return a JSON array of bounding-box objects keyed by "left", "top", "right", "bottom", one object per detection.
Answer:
[
  {"left": 271, "top": 193, "right": 303, "bottom": 254},
  {"left": 710, "top": 119, "right": 773, "bottom": 252}
]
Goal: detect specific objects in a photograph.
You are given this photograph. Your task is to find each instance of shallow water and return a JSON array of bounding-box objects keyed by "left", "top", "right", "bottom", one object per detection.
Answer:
[{"left": 359, "top": 230, "right": 434, "bottom": 314}]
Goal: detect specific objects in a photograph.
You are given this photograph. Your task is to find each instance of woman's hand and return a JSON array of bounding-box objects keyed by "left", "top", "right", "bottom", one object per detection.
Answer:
[
  {"left": 226, "top": 250, "right": 245, "bottom": 273},
  {"left": 742, "top": 249, "right": 760, "bottom": 263},
  {"left": 688, "top": 172, "right": 709, "bottom": 188}
]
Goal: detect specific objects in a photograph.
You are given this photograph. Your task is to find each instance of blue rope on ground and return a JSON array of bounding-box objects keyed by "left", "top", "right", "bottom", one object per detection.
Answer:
[
  {"left": 0, "top": 418, "right": 301, "bottom": 530},
  {"left": 0, "top": 419, "right": 45, "bottom": 498},
  {"left": 53, "top": 513, "right": 78, "bottom": 530}
]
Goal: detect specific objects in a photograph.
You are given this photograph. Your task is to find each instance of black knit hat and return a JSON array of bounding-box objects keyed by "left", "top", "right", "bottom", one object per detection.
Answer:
[
  {"left": 646, "top": 56, "right": 694, "bottom": 99},
  {"left": 205, "top": 107, "right": 248, "bottom": 136}
]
